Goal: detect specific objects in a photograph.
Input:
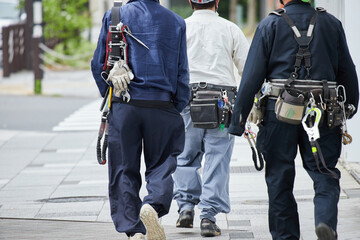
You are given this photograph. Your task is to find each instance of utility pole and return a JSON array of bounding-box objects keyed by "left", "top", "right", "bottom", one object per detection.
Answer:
[
  {"left": 25, "top": 0, "right": 34, "bottom": 70},
  {"left": 247, "top": 0, "right": 257, "bottom": 33},
  {"left": 229, "top": 0, "right": 237, "bottom": 23},
  {"left": 32, "top": 0, "right": 44, "bottom": 95}
]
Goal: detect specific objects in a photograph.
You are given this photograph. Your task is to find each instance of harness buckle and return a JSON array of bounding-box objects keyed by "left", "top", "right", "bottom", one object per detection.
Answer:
[{"left": 109, "top": 25, "right": 121, "bottom": 33}]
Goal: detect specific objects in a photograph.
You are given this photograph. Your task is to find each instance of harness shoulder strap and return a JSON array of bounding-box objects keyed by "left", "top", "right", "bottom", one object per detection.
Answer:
[
  {"left": 271, "top": 8, "right": 301, "bottom": 37},
  {"left": 271, "top": 7, "right": 325, "bottom": 79},
  {"left": 107, "top": 1, "right": 124, "bottom": 69},
  {"left": 111, "top": 0, "right": 122, "bottom": 26}
]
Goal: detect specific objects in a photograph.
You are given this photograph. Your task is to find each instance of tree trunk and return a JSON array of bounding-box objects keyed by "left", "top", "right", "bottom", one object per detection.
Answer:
[{"left": 229, "top": 0, "right": 237, "bottom": 24}]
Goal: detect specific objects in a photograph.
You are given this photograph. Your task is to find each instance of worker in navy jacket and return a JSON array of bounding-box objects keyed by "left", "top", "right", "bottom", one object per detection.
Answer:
[
  {"left": 91, "top": 0, "right": 190, "bottom": 239},
  {"left": 228, "top": 0, "right": 359, "bottom": 239}
]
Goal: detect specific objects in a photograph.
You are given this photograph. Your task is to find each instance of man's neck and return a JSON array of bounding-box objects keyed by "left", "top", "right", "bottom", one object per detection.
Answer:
[
  {"left": 282, "top": 0, "right": 294, "bottom": 5},
  {"left": 194, "top": 7, "right": 216, "bottom": 12}
]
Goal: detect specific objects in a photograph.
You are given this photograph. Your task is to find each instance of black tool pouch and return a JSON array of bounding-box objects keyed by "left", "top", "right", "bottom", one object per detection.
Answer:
[
  {"left": 190, "top": 90, "right": 222, "bottom": 129},
  {"left": 275, "top": 89, "right": 306, "bottom": 125},
  {"left": 325, "top": 89, "right": 343, "bottom": 128}
]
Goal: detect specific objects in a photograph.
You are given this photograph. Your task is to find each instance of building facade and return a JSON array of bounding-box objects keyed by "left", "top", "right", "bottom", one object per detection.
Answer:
[{"left": 316, "top": 0, "right": 360, "bottom": 163}]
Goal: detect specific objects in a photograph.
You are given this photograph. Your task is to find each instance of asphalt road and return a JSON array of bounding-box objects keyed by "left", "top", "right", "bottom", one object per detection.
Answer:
[{"left": 0, "top": 95, "right": 96, "bottom": 132}]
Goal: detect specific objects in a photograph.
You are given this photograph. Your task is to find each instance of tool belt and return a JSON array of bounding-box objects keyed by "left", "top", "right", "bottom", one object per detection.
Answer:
[
  {"left": 189, "top": 82, "right": 237, "bottom": 129},
  {"left": 259, "top": 79, "right": 343, "bottom": 128}
]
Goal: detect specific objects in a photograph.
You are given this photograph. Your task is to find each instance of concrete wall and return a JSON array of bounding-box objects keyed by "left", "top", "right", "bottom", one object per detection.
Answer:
[{"left": 316, "top": 0, "right": 360, "bottom": 163}]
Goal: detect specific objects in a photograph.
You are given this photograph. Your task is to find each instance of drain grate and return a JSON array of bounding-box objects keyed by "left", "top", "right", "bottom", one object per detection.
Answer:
[
  {"left": 229, "top": 231, "right": 254, "bottom": 239},
  {"left": 38, "top": 196, "right": 108, "bottom": 203},
  {"left": 230, "top": 166, "right": 262, "bottom": 174},
  {"left": 228, "top": 220, "right": 251, "bottom": 227}
]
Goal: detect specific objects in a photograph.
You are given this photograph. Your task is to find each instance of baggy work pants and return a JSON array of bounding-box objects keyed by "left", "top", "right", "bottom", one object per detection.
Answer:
[
  {"left": 173, "top": 106, "right": 235, "bottom": 222},
  {"left": 257, "top": 102, "right": 341, "bottom": 240},
  {"left": 107, "top": 103, "right": 185, "bottom": 235}
]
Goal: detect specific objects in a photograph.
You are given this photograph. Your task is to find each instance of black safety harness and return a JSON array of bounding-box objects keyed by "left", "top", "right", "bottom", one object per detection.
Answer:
[
  {"left": 271, "top": 7, "right": 340, "bottom": 179},
  {"left": 96, "top": 0, "right": 150, "bottom": 165},
  {"left": 96, "top": 0, "right": 126, "bottom": 165},
  {"left": 271, "top": 7, "right": 324, "bottom": 81}
]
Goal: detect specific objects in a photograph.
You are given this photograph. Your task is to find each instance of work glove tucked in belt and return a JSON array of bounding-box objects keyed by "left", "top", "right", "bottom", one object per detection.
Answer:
[
  {"left": 248, "top": 103, "right": 263, "bottom": 125},
  {"left": 108, "top": 60, "right": 134, "bottom": 97}
]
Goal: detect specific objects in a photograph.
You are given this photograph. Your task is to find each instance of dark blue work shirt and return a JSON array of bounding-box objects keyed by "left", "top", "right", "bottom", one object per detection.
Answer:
[
  {"left": 228, "top": 0, "right": 359, "bottom": 136},
  {"left": 91, "top": 0, "right": 190, "bottom": 112}
]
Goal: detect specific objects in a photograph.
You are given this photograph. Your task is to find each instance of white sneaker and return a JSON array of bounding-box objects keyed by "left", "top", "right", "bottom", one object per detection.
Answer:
[
  {"left": 139, "top": 204, "right": 166, "bottom": 240},
  {"left": 128, "top": 233, "right": 145, "bottom": 240}
]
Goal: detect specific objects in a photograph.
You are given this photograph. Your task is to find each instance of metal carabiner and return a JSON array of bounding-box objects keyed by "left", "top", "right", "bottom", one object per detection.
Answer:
[
  {"left": 302, "top": 107, "right": 322, "bottom": 142},
  {"left": 336, "top": 85, "right": 347, "bottom": 104}
]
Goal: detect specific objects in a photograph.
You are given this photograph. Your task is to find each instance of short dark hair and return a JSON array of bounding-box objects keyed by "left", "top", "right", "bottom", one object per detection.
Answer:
[{"left": 191, "top": 1, "right": 216, "bottom": 10}]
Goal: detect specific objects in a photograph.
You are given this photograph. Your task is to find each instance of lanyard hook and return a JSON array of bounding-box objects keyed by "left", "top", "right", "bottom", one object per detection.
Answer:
[{"left": 302, "top": 107, "right": 322, "bottom": 142}]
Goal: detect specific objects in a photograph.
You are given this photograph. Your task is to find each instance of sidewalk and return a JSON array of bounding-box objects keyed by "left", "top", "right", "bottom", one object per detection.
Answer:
[
  {"left": 0, "top": 70, "right": 359, "bottom": 239},
  {"left": 0, "top": 128, "right": 359, "bottom": 240}
]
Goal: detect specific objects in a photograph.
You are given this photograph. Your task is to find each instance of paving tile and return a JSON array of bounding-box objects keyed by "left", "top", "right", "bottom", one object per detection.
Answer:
[
  {"left": 5, "top": 174, "right": 66, "bottom": 187},
  {"left": 32, "top": 152, "right": 84, "bottom": 164},
  {"left": 0, "top": 186, "right": 56, "bottom": 202},
  {"left": 1, "top": 133, "right": 53, "bottom": 149},
  {"left": 228, "top": 220, "right": 251, "bottom": 227},
  {"left": 229, "top": 231, "right": 254, "bottom": 239},
  {"left": 0, "top": 202, "right": 43, "bottom": 219}
]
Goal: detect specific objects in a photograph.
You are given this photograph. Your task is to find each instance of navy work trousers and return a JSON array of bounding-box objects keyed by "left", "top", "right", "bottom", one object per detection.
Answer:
[
  {"left": 257, "top": 102, "right": 341, "bottom": 240},
  {"left": 107, "top": 103, "right": 185, "bottom": 235}
]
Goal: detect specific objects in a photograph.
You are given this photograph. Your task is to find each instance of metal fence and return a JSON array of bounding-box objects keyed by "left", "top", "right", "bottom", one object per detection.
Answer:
[{"left": 2, "top": 22, "right": 28, "bottom": 77}]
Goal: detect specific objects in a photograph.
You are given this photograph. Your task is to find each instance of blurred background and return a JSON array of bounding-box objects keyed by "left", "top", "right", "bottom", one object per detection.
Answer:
[
  {"left": 0, "top": 0, "right": 359, "bottom": 164},
  {"left": 0, "top": 2, "right": 359, "bottom": 238},
  {"left": 0, "top": 0, "right": 358, "bottom": 72}
]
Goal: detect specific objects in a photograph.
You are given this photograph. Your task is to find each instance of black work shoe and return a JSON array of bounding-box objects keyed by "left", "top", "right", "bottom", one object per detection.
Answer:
[
  {"left": 176, "top": 210, "right": 194, "bottom": 228},
  {"left": 200, "top": 218, "right": 221, "bottom": 237},
  {"left": 315, "top": 223, "right": 338, "bottom": 240}
]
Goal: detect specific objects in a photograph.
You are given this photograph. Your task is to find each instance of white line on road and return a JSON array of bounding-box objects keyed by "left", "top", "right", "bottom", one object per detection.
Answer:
[{"left": 52, "top": 99, "right": 102, "bottom": 132}]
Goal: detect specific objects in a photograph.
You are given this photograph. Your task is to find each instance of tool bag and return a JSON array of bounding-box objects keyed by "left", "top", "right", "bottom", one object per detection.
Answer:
[
  {"left": 275, "top": 88, "right": 306, "bottom": 125},
  {"left": 189, "top": 82, "right": 236, "bottom": 129}
]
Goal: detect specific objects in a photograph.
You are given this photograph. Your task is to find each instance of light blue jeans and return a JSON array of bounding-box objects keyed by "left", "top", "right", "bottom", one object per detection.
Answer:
[{"left": 173, "top": 106, "right": 235, "bottom": 222}]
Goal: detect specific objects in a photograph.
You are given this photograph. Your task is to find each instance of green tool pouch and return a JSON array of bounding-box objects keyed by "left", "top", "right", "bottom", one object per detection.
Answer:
[
  {"left": 275, "top": 89, "right": 306, "bottom": 125},
  {"left": 190, "top": 90, "right": 222, "bottom": 129}
]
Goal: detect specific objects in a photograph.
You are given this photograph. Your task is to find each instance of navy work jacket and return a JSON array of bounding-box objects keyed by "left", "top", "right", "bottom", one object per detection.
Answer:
[
  {"left": 91, "top": 0, "right": 190, "bottom": 112},
  {"left": 228, "top": 0, "right": 359, "bottom": 136}
]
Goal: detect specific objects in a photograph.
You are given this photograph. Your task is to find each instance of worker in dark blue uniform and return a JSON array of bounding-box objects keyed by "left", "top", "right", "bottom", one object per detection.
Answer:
[
  {"left": 91, "top": 0, "right": 190, "bottom": 239},
  {"left": 228, "top": 0, "right": 359, "bottom": 239}
]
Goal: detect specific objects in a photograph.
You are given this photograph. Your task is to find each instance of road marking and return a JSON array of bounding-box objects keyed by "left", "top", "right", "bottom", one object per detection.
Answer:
[{"left": 52, "top": 99, "right": 102, "bottom": 132}]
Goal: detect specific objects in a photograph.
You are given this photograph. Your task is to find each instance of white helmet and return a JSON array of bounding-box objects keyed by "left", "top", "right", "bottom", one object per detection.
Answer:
[{"left": 190, "top": 0, "right": 215, "bottom": 4}]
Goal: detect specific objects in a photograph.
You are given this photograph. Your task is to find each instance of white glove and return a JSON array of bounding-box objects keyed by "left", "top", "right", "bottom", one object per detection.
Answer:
[
  {"left": 248, "top": 103, "right": 263, "bottom": 125},
  {"left": 108, "top": 60, "right": 134, "bottom": 97}
]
